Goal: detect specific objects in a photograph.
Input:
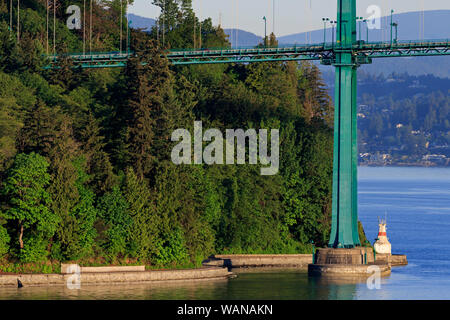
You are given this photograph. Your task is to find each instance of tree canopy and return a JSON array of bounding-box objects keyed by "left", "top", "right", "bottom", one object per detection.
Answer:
[{"left": 0, "top": 0, "right": 339, "bottom": 268}]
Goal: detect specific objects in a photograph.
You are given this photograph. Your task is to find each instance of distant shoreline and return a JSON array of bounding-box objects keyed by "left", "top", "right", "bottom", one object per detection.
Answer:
[{"left": 359, "top": 164, "right": 449, "bottom": 168}]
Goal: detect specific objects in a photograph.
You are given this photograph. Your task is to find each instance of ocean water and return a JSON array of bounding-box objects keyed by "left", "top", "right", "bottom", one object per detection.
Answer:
[
  {"left": 355, "top": 166, "right": 450, "bottom": 299},
  {"left": 0, "top": 167, "right": 449, "bottom": 300}
]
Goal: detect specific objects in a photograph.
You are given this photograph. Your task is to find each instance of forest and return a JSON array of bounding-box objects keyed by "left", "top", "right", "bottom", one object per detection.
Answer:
[{"left": 0, "top": 0, "right": 364, "bottom": 273}]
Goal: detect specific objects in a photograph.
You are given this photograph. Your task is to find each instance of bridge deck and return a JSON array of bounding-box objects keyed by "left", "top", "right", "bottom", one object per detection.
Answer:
[{"left": 44, "top": 40, "right": 450, "bottom": 68}]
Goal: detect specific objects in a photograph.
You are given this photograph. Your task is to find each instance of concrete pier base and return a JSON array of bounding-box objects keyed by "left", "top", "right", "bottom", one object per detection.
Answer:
[
  {"left": 309, "top": 248, "right": 391, "bottom": 278},
  {"left": 308, "top": 262, "right": 391, "bottom": 278},
  {"left": 314, "top": 248, "right": 375, "bottom": 265}
]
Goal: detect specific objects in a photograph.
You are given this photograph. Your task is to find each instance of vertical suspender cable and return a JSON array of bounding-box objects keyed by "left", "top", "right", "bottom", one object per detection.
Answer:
[
  {"left": 120, "top": 0, "right": 122, "bottom": 53},
  {"left": 309, "top": 0, "right": 312, "bottom": 44},
  {"left": 17, "top": 0, "right": 19, "bottom": 43},
  {"left": 419, "top": 0, "right": 422, "bottom": 41},
  {"left": 156, "top": 17, "right": 159, "bottom": 44},
  {"left": 53, "top": 0, "right": 56, "bottom": 55},
  {"left": 89, "top": 0, "right": 92, "bottom": 53},
  {"left": 235, "top": 0, "right": 238, "bottom": 47},
  {"left": 236, "top": 0, "right": 238, "bottom": 47},
  {"left": 272, "top": 0, "right": 275, "bottom": 34},
  {"left": 126, "top": 1, "right": 128, "bottom": 53},
  {"left": 199, "top": 0, "right": 201, "bottom": 48},
  {"left": 46, "top": 0, "right": 49, "bottom": 54},
  {"left": 83, "top": 0, "right": 85, "bottom": 55},
  {"left": 9, "top": 0, "right": 12, "bottom": 32},
  {"left": 382, "top": 0, "right": 387, "bottom": 42},
  {"left": 193, "top": 16, "right": 196, "bottom": 49},
  {"left": 231, "top": 1, "right": 237, "bottom": 47},
  {"left": 233, "top": 0, "right": 236, "bottom": 47},
  {"left": 421, "top": 0, "right": 425, "bottom": 41},
  {"left": 304, "top": 1, "right": 307, "bottom": 44},
  {"left": 268, "top": 0, "right": 270, "bottom": 36}
]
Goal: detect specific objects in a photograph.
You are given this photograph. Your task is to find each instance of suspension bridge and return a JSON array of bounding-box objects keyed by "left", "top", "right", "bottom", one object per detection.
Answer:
[
  {"left": 43, "top": 40, "right": 450, "bottom": 68},
  {"left": 7, "top": 0, "right": 450, "bottom": 249}
]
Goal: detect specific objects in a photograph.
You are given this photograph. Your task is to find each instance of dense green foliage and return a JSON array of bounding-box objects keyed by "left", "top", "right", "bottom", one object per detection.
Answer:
[
  {"left": 0, "top": 0, "right": 339, "bottom": 269},
  {"left": 1, "top": 152, "right": 56, "bottom": 262}
]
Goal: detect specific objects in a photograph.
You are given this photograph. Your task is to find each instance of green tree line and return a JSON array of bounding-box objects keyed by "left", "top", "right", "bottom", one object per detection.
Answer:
[{"left": 0, "top": 0, "right": 348, "bottom": 270}]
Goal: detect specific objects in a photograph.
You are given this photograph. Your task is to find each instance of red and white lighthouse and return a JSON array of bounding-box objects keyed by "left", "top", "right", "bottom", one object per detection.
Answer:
[{"left": 374, "top": 218, "right": 391, "bottom": 254}]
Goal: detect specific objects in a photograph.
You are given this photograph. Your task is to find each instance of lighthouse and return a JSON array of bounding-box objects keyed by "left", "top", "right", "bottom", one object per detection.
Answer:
[{"left": 374, "top": 218, "right": 392, "bottom": 255}]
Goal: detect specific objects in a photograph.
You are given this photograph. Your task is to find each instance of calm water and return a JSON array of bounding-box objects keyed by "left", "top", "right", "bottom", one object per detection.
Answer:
[{"left": 1, "top": 167, "right": 449, "bottom": 300}]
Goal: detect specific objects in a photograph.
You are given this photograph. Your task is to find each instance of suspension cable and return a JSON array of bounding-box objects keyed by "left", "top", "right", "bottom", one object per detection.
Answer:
[
  {"left": 272, "top": 0, "right": 275, "bottom": 35},
  {"left": 126, "top": 1, "right": 128, "bottom": 53},
  {"left": 421, "top": 0, "right": 425, "bottom": 41},
  {"left": 9, "top": 0, "right": 12, "bottom": 32},
  {"left": 199, "top": 0, "right": 201, "bottom": 48},
  {"left": 53, "top": 0, "right": 56, "bottom": 54},
  {"left": 17, "top": 0, "right": 19, "bottom": 43},
  {"left": 120, "top": 0, "right": 122, "bottom": 53},
  {"left": 89, "top": 0, "right": 92, "bottom": 53},
  {"left": 83, "top": 0, "right": 85, "bottom": 55},
  {"left": 156, "top": 15, "right": 159, "bottom": 44},
  {"left": 236, "top": 0, "right": 238, "bottom": 47},
  {"left": 46, "top": 0, "right": 49, "bottom": 54}
]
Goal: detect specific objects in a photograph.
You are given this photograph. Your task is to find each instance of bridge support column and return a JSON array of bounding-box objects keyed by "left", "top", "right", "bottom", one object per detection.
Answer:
[{"left": 328, "top": 0, "right": 360, "bottom": 248}]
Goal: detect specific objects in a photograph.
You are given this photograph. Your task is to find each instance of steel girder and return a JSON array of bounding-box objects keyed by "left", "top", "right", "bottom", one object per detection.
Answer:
[{"left": 43, "top": 40, "right": 449, "bottom": 69}]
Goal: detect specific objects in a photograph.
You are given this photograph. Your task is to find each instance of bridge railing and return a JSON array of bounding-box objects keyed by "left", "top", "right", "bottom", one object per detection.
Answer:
[
  {"left": 42, "top": 39, "right": 449, "bottom": 68},
  {"left": 44, "top": 39, "right": 448, "bottom": 58}
]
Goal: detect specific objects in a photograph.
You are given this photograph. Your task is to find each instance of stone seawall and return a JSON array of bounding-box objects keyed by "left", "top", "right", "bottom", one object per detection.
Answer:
[
  {"left": 203, "top": 254, "right": 313, "bottom": 269},
  {"left": 375, "top": 254, "right": 408, "bottom": 266},
  {"left": 0, "top": 267, "right": 232, "bottom": 287},
  {"left": 60, "top": 264, "right": 146, "bottom": 273},
  {"left": 391, "top": 254, "right": 408, "bottom": 266}
]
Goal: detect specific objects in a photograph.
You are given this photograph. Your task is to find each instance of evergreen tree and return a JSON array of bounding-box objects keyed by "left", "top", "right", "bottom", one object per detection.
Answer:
[
  {"left": 123, "top": 167, "right": 160, "bottom": 261},
  {"left": 120, "top": 35, "right": 171, "bottom": 179},
  {"left": 1, "top": 153, "right": 58, "bottom": 262},
  {"left": 298, "top": 62, "right": 334, "bottom": 125},
  {"left": 98, "top": 185, "right": 131, "bottom": 261}
]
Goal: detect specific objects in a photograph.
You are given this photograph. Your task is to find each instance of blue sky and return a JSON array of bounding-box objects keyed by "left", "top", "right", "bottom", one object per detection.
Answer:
[{"left": 128, "top": 0, "right": 450, "bottom": 36}]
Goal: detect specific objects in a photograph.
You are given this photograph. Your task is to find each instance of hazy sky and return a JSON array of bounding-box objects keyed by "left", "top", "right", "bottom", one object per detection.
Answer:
[{"left": 128, "top": 0, "right": 450, "bottom": 36}]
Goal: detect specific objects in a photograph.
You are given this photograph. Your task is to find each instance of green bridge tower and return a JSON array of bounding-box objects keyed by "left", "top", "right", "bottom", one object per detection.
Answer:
[{"left": 328, "top": 0, "right": 361, "bottom": 248}]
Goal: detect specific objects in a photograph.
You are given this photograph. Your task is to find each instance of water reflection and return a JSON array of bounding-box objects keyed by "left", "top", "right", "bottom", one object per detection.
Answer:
[
  {"left": 0, "top": 278, "right": 230, "bottom": 300},
  {"left": 0, "top": 270, "right": 367, "bottom": 300}
]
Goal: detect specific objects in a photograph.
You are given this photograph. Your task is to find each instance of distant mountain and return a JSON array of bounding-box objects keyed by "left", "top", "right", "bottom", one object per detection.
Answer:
[
  {"left": 278, "top": 10, "right": 450, "bottom": 44},
  {"left": 129, "top": 10, "right": 449, "bottom": 45},
  {"left": 224, "top": 29, "right": 262, "bottom": 47},
  {"left": 352, "top": 56, "right": 450, "bottom": 78},
  {"left": 128, "top": 14, "right": 156, "bottom": 31}
]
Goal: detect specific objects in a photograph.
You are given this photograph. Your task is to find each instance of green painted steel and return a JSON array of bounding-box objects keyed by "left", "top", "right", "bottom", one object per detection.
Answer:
[
  {"left": 43, "top": 40, "right": 450, "bottom": 69},
  {"left": 328, "top": 0, "right": 360, "bottom": 248}
]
